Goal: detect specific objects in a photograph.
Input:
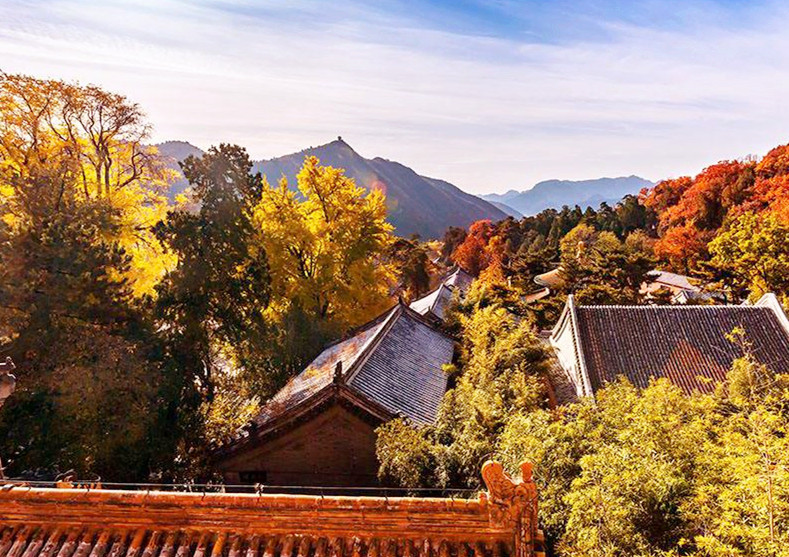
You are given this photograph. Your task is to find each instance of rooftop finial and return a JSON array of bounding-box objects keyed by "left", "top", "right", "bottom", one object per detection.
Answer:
[
  {"left": 333, "top": 361, "right": 344, "bottom": 384},
  {"left": 481, "top": 460, "right": 542, "bottom": 557}
]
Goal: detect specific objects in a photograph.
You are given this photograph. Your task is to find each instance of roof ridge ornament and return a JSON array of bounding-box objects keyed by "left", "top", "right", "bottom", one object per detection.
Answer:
[
  {"left": 481, "top": 460, "right": 542, "bottom": 557},
  {"left": 333, "top": 361, "right": 344, "bottom": 384}
]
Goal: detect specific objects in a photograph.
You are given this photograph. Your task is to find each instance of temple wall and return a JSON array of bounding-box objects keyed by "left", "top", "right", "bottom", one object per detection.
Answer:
[{"left": 218, "top": 403, "right": 381, "bottom": 487}]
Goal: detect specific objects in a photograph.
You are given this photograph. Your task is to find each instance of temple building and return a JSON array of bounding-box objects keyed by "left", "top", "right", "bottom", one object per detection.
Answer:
[
  {"left": 409, "top": 267, "right": 474, "bottom": 323},
  {"left": 548, "top": 293, "right": 789, "bottom": 403},
  {"left": 215, "top": 269, "right": 472, "bottom": 487},
  {"left": 0, "top": 460, "right": 545, "bottom": 557},
  {"left": 640, "top": 270, "right": 723, "bottom": 304}
]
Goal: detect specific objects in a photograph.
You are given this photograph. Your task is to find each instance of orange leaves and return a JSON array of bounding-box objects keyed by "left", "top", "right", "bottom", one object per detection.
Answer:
[
  {"left": 643, "top": 156, "right": 784, "bottom": 271},
  {"left": 755, "top": 143, "right": 789, "bottom": 179},
  {"left": 643, "top": 176, "right": 693, "bottom": 220},
  {"left": 653, "top": 224, "right": 713, "bottom": 273},
  {"left": 658, "top": 161, "right": 751, "bottom": 232},
  {"left": 451, "top": 219, "right": 494, "bottom": 276}
]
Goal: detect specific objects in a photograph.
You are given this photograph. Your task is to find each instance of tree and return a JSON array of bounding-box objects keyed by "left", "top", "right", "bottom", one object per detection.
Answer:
[
  {"left": 451, "top": 220, "right": 494, "bottom": 276},
  {"left": 154, "top": 144, "right": 273, "bottom": 400},
  {"left": 654, "top": 223, "right": 710, "bottom": 274},
  {"left": 441, "top": 226, "right": 467, "bottom": 263},
  {"left": 0, "top": 76, "right": 187, "bottom": 481},
  {"left": 689, "top": 355, "right": 789, "bottom": 556},
  {"left": 377, "top": 302, "right": 550, "bottom": 489},
  {"left": 0, "top": 173, "right": 183, "bottom": 481},
  {"left": 560, "top": 225, "right": 655, "bottom": 304},
  {"left": 708, "top": 212, "right": 789, "bottom": 301},
  {"left": 387, "top": 237, "right": 433, "bottom": 301},
  {"left": 254, "top": 156, "right": 394, "bottom": 335},
  {"left": 0, "top": 73, "right": 174, "bottom": 296}
]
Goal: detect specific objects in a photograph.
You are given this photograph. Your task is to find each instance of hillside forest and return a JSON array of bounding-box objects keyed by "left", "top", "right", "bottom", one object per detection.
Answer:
[{"left": 2, "top": 75, "right": 789, "bottom": 556}]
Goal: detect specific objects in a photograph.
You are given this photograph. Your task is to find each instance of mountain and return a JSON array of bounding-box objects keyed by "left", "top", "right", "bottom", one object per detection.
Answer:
[
  {"left": 158, "top": 138, "right": 507, "bottom": 238},
  {"left": 487, "top": 200, "right": 523, "bottom": 218},
  {"left": 155, "top": 140, "right": 204, "bottom": 199},
  {"left": 483, "top": 176, "right": 654, "bottom": 216}
]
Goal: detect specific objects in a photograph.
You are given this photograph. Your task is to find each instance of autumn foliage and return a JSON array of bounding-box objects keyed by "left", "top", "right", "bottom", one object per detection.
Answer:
[
  {"left": 641, "top": 143, "right": 789, "bottom": 299},
  {"left": 450, "top": 219, "right": 494, "bottom": 276}
]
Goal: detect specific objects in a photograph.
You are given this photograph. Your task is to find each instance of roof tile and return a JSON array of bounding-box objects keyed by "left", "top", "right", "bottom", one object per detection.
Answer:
[{"left": 574, "top": 306, "right": 789, "bottom": 394}]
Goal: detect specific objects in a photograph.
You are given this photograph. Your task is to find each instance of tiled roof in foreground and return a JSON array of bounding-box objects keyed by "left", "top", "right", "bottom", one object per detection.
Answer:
[
  {"left": 0, "top": 462, "right": 543, "bottom": 557},
  {"left": 551, "top": 294, "right": 789, "bottom": 397}
]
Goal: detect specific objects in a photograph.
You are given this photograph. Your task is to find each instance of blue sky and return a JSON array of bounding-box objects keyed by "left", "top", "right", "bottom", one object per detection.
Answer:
[{"left": 2, "top": 0, "right": 788, "bottom": 193}]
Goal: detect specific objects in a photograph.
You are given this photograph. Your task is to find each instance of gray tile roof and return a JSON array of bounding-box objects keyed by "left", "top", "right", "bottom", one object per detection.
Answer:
[
  {"left": 349, "top": 307, "right": 454, "bottom": 424},
  {"left": 646, "top": 270, "right": 699, "bottom": 291},
  {"left": 409, "top": 284, "right": 455, "bottom": 321},
  {"left": 253, "top": 304, "right": 454, "bottom": 428},
  {"left": 574, "top": 304, "right": 789, "bottom": 394},
  {"left": 443, "top": 267, "right": 474, "bottom": 291},
  {"left": 409, "top": 267, "right": 473, "bottom": 322},
  {"left": 253, "top": 313, "right": 390, "bottom": 426}
]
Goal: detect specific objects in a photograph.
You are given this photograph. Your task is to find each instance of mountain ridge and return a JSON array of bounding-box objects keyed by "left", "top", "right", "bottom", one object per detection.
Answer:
[
  {"left": 157, "top": 138, "right": 507, "bottom": 238},
  {"left": 482, "top": 175, "right": 654, "bottom": 216}
]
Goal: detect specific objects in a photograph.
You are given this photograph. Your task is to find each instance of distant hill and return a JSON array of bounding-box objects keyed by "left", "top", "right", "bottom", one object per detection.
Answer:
[
  {"left": 487, "top": 200, "right": 523, "bottom": 218},
  {"left": 155, "top": 140, "right": 204, "bottom": 199},
  {"left": 483, "top": 176, "right": 654, "bottom": 216},
  {"left": 158, "top": 138, "right": 507, "bottom": 238}
]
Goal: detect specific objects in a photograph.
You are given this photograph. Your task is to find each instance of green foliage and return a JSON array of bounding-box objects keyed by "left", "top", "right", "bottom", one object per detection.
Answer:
[
  {"left": 387, "top": 237, "right": 433, "bottom": 301},
  {"left": 560, "top": 225, "right": 655, "bottom": 304},
  {"left": 689, "top": 356, "right": 789, "bottom": 557},
  {"left": 501, "top": 361, "right": 789, "bottom": 557},
  {"left": 1, "top": 75, "right": 400, "bottom": 482},
  {"left": 708, "top": 212, "right": 789, "bottom": 302},
  {"left": 377, "top": 300, "right": 551, "bottom": 489},
  {"left": 0, "top": 176, "right": 184, "bottom": 480},
  {"left": 154, "top": 144, "right": 273, "bottom": 399}
]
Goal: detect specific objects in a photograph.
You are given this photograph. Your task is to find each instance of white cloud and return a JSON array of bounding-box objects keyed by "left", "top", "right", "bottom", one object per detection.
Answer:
[{"left": 1, "top": 0, "right": 789, "bottom": 193}]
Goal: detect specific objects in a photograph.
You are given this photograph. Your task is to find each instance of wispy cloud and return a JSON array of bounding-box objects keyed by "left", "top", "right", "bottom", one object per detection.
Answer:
[{"left": 2, "top": 0, "right": 789, "bottom": 193}]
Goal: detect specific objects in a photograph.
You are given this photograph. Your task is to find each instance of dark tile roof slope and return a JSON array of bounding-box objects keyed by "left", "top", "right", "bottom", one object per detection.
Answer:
[
  {"left": 575, "top": 305, "right": 789, "bottom": 394},
  {"left": 409, "top": 284, "right": 454, "bottom": 321},
  {"left": 253, "top": 315, "right": 390, "bottom": 426},
  {"left": 350, "top": 308, "right": 454, "bottom": 424},
  {"left": 443, "top": 267, "right": 474, "bottom": 291},
  {"left": 646, "top": 270, "right": 699, "bottom": 291},
  {"left": 410, "top": 267, "right": 474, "bottom": 322},
  {"left": 251, "top": 304, "right": 454, "bottom": 430}
]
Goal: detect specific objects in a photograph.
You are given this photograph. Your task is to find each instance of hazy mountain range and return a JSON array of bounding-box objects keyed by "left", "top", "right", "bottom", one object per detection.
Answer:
[
  {"left": 482, "top": 176, "right": 654, "bottom": 217},
  {"left": 156, "top": 139, "right": 652, "bottom": 238},
  {"left": 157, "top": 138, "right": 507, "bottom": 238}
]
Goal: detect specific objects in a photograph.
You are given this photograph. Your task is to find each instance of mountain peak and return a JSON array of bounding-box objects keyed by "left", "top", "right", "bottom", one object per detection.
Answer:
[{"left": 332, "top": 135, "right": 350, "bottom": 148}]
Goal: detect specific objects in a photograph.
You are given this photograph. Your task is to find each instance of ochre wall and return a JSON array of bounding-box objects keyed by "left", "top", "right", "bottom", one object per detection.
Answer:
[{"left": 219, "top": 403, "right": 382, "bottom": 487}]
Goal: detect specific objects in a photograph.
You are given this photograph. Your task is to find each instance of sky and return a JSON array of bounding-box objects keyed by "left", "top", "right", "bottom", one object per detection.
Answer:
[{"left": 2, "top": 0, "right": 789, "bottom": 194}]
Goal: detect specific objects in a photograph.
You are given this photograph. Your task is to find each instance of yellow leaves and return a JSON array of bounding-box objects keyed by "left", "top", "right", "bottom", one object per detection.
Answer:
[
  {"left": 253, "top": 156, "right": 394, "bottom": 331},
  {"left": 1, "top": 74, "right": 177, "bottom": 297}
]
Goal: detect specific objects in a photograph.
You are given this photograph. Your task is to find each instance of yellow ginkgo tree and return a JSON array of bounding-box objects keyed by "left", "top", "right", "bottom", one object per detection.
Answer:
[{"left": 254, "top": 156, "right": 395, "bottom": 333}]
